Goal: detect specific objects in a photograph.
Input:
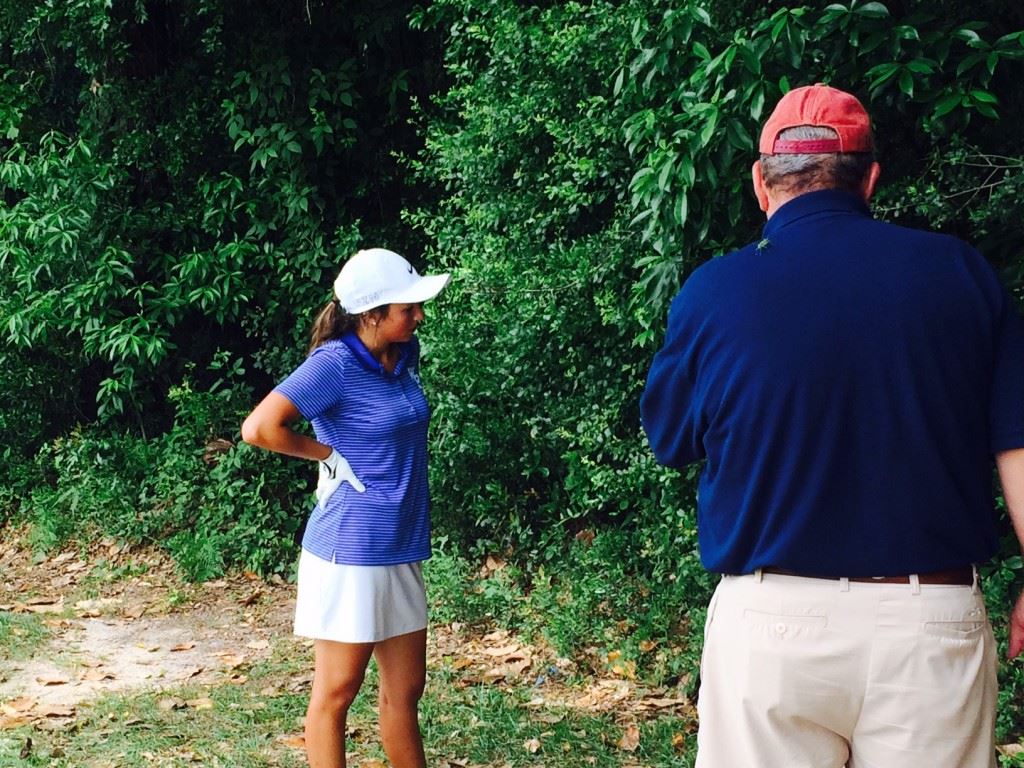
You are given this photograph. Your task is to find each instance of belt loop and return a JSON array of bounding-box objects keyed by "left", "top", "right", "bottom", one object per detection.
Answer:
[
  {"left": 971, "top": 564, "right": 980, "bottom": 594},
  {"left": 754, "top": 568, "right": 764, "bottom": 584},
  {"left": 909, "top": 573, "right": 921, "bottom": 595},
  {"left": 839, "top": 576, "right": 850, "bottom": 593}
]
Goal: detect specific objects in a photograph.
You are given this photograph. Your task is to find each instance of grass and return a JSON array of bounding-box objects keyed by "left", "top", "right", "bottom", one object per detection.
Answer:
[
  {"left": 0, "top": 612, "right": 50, "bottom": 662},
  {"left": 0, "top": 633, "right": 693, "bottom": 768}
]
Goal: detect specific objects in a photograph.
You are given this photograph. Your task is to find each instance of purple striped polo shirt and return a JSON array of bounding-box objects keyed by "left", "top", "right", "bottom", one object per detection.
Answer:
[{"left": 275, "top": 333, "right": 432, "bottom": 565}]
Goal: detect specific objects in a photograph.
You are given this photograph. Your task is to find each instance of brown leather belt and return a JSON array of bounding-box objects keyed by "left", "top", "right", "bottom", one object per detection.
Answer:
[{"left": 761, "top": 566, "right": 975, "bottom": 586}]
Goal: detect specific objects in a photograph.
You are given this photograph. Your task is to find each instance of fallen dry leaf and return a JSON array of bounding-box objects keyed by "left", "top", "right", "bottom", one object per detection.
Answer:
[
  {"left": 533, "top": 712, "right": 565, "bottom": 724},
  {"left": 35, "top": 674, "right": 69, "bottom": 686},
  {"left": 0, "top": 715, "right": 31, "bottom": 730},
  {"left": 123, "top": 605, "right": 147, "bottom": 620},
  {"left": 157, "top": 697, "right": 186, "bottom": 711},
  {"left": 16, "top": 598, "right": 64, "bottom": 614},
  {"left": 80, "top": 668, "right": 115, "bottom": 682},
  {"left": 481, "top": 644, "right": 521, "bottom": 657},
  {"left": 178, "top": 666, "right": 204, "bottom": 680},
  {"left": 186, "top": 698, "right": 214, "bottom": 710},
  {"left": 618, "top": 724, "right": 641, "bottom": 752},
  {"left": 574, "top": 529, "right": 596, "bottom": 545},
  {"left": 523, "top": 737, "right": 542, "bottom": 754},
  {"left": 638, "top": 696, "right": 687, "bottom": 710},
  {"left": 170, "top": 642, "right": 196, "bottom": 652},
  {"left": 2, "top": 697, "right": 36, "bottom": 715},
  {"left": 216, "top": 652, "right": 247, "bottom": 668},
  {"left": 24, "top": 596, "right": 61, "bottom": 606},
  {"left": 38, "top": 704, "right": 75, "bottom": 718},
  {"left": 277, "top": 734, "right": 305, "bottom": 750}
]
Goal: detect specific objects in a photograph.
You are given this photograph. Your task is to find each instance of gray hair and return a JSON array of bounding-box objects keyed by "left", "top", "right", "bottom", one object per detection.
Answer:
[{"left": 760, "top": 125, "right": 874, "bottom": 195}]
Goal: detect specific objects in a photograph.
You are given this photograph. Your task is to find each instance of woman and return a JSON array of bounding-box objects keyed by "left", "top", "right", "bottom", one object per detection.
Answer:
[{"left": 241, "top": 247, "right": 450, "bottom": 768}]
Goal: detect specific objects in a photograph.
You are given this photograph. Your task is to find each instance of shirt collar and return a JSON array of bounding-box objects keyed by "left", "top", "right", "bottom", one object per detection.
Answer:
[
  {"left": 762, "top": 189, "right": 872, "bottom": 238},
  {"left": 340, "top": 331, "right": 409, "bottom": 377}
]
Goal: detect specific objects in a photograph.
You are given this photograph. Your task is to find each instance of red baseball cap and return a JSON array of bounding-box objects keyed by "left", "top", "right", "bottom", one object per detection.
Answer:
[{"left": 759, "top": 83, "right": 873, "bottom": 154}]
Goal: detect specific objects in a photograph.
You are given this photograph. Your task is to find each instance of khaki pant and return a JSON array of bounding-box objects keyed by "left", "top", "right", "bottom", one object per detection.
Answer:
[{"left": 696, "top": 571, "right": 996, "bottom": 768}]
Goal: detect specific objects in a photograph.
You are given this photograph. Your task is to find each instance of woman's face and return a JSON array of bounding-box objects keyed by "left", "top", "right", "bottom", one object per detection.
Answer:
[{"left": 376, "top": 302, "right": 425, "bottom": 344}]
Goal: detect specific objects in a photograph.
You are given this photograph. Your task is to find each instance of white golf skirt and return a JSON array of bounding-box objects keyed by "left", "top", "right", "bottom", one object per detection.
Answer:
[{"left": 293, "top": 549, "right": 427, "bottom": 643}]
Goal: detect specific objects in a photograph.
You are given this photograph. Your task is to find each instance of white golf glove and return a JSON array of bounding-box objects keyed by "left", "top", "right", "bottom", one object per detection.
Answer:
[{"left": 316, "top": 449, "right": 365, "bottom": 508}]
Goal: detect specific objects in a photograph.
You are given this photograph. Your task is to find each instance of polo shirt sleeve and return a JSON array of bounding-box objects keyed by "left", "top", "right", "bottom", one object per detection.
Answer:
[
  {"left": 990, "top": 284, "right": 1024, "bottom": 453},
  {"left": 640, "top": 286, "right": 708, "bottom": 468},
  {"left": 273, "top": 346, "right": 347, "bottom": 421}
]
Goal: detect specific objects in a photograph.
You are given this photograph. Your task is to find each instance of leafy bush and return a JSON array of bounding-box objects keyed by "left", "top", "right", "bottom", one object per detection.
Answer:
[{"left": 17, "top": 362, "right": 307, "bottom": 580}]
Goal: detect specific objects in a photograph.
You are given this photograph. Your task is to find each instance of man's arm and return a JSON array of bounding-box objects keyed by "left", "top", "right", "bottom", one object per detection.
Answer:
[{"left": 995, "top": 448, "right": 1024, "bottom": 659}]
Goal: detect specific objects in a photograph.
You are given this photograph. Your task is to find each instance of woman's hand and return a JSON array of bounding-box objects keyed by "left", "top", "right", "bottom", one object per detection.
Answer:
[{"left": 317, "top": 449, "right": 366, "bottom": 508}]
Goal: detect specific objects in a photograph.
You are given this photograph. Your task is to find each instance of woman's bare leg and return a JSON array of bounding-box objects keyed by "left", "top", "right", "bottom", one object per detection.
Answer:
[
  {"left": 305, "top": 639, "right": 375, "bottom": 768},
  {"left": 374, "top": 628, "right": 428, "bottom": 768}
]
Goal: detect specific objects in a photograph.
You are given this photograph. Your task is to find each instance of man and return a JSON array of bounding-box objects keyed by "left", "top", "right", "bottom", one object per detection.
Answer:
[{"left": 641, "top": 83, "right": 1024, "bottom": 767}]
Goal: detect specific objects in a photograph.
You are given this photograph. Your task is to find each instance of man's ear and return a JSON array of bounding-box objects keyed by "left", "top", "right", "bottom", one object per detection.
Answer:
[
  {"left": 860, "top": 161, "right": 881, "bottom": 203},
  {"left": 752, "top": 160, "right": 770, "bottom": 213}
]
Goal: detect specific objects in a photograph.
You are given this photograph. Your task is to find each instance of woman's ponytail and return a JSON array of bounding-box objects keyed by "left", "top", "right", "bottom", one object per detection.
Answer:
[{"left": 308, "top": 300, "right": 358, "bottom": 353}]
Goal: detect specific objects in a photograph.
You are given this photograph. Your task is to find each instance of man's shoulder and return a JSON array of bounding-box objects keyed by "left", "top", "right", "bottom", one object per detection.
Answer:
[
  {"left": 864, "top": 215, "right": 971, "bottom": 248},
  {"left": 682, "top": 241, "right": 764, "bottom": 286}
]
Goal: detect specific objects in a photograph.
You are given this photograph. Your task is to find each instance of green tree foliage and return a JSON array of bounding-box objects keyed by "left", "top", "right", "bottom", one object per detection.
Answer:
[
  {"left": 0, "top": 0, "right": 442, "bottom": 572},
  {"left": 0, "top": 0, "right": 439, "bottom": 427}
]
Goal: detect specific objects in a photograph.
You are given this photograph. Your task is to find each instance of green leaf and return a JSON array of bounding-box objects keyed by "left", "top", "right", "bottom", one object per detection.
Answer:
[
  {"left": 657, "top": 158, "right": 674, "bottom": 192},
  {"left": 953, "top": 28, "right": 982, "bottom": 45},
  {"left": 750, "top": 85, "right": 765, "bottom": 121},
  {"left": 854, "top": 2, "right": 890, "bottom": 18},
  {"left": 932, "top": 92, "right": 962, "bottom": 117},
  {"left": 673, "top": 192, "right": 688, "bottom": 227},
  {"left": 898, "top": 69, "right": 914, "bottom": 97},
  {"left": 905, "top": 59, "right": 934, "bottom": 75},
  {"left": 975, "top": 103, "right": 998, "bottom": 119}
]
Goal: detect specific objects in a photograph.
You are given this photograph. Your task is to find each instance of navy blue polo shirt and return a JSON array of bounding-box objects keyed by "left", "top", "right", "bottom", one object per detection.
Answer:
[
  {"left": 641, "top": 189, "right": 1024, "bottom": 576},
  {"left": 275, "top": 334, "right": 432, "bottom": 565}
]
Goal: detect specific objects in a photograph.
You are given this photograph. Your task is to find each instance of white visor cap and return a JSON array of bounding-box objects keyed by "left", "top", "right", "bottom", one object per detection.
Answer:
[{"left": 334, "top": 248, "right": 451, "bottom": 314}]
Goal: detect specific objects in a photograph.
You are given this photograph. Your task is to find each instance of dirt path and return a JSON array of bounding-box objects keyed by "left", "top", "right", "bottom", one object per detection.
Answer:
[{"left": 0, "top": 532, "right": 299, "bottom": 722}]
